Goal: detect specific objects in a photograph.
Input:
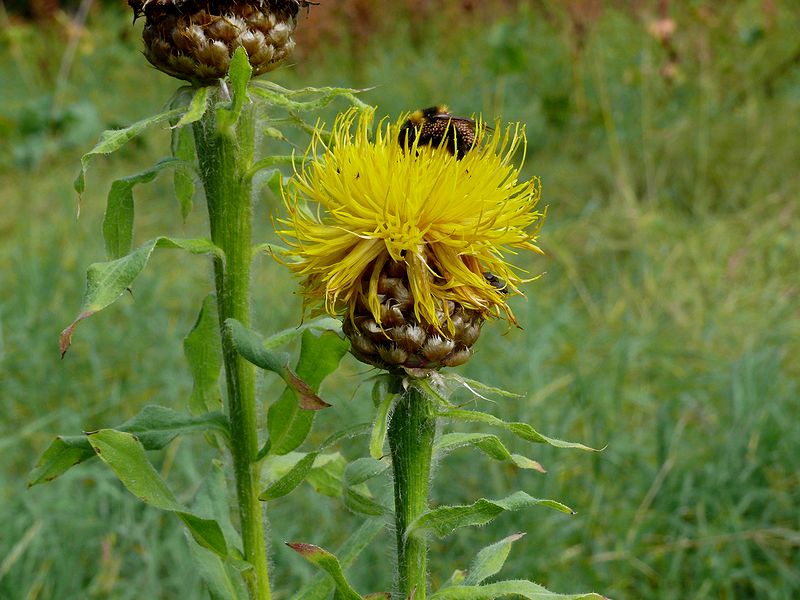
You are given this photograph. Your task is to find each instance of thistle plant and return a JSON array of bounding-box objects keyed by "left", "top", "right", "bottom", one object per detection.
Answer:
[
  {"left": 29, "top": 2, "right": 376, "bottom": 599},
  {"left": 28, "top": 1, "right": 605, "bottom": 597},
  {"left": 278, "top": 110, "right": 605, "bottom": 599}
]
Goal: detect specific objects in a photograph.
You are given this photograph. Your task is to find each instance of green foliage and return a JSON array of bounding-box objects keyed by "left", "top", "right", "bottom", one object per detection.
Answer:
[
  {"left": 87, "top": 429, "right": 228, "bottom": 557},
  {"left": 28, "top": 405, "right": 228, "bottom": 486},
  {"left": 407, "top": 492, "right": 574, "bottom": 540}
]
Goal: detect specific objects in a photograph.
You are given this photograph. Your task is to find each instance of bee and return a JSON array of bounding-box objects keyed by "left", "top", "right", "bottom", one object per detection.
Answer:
[{"left": 398, "top": 105, "right": 478, "bottom": 159}]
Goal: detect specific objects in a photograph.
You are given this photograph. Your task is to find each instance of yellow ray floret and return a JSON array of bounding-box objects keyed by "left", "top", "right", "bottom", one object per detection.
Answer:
[{"left": 278, "top": 108, "right": 544, "bottom": 330}]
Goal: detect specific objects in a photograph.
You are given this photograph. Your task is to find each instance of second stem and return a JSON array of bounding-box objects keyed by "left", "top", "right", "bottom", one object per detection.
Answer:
[{"left": 388, "top": 381, "right": 436, "bottom": 599}]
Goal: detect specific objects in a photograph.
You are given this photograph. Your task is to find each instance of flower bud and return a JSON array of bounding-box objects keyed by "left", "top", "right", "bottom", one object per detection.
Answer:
[{"left": 128, "top": 0, "right": 309, "bottom": 84}]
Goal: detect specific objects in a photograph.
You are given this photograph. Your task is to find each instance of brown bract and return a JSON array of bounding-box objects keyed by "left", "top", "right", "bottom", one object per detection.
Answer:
[
  {"left": 128, "top": 0, "right": 310, "bottom": 84},
  {"left": 342, "top": 259, "right": 483, "bottom": 378}
]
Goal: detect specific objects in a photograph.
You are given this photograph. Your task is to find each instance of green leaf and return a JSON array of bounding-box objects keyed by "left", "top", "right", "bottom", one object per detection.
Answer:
[
  {"left": 74, "top": 107, "right": 185, "bottom": 195},
  {"left": 343, "top": 487, "right": 386, "bottom": 517},
  {"left": 260, "top": 424, "right": 371, "bottom": 501},
  {"left": 463, "top": 533, "right": 525, "bottom": 586},
  {"left": 188, "top": 542, "right": 248, "bottom": 600},
  {"left": 439, "top": 408, "right": 599, "bottom": 452},
  {"left": 369, "top": 389, "right": 394, "bottom": 460},
  {"left": 87, "top": 429, "right": 227, "bottom": 556},
  {"left": 343, "top": 458, "right": 389, "bottom": 487},
  {"left": 246, "top": 155, "right": 300, "bottom": 182},
  {"left": 264, "top": 168, "right": 286, "bottom": 199},
  {"left": 117, "top": 404, "right": 229, "bottom": 448},
  {"left": 342, "top": 458, "right": 389, "bottom": 516},
  {"left": 28, "top": 406, "right": 228, "bottom": 486},
  {"left": 406, "top": 492, "right": 574, "bottom": 539},
  {"left": 184, "top": 294, "right": 223, "bottom": 414},
  {"left": 443, "top": 375, "right": 523, "bottom": 400},
  {"left": 172, "top": 124, "right": 196, "bottom": 220},
  {"left": 260, "top": 452, "right": 317, "bottom": 501},
  {"left": 250, "top": 82, "right": 370, "bottom": 111},
  {"left": 305, "top": 453, "right": 347, "bottom": 498},
  {"left": 27, "top": 435, "right": 94, "bottom": 487},
  {"left": 263, "top": 328, "right": 349, "bottom": 455},
  {"left": 193, "top": 459, "right": 243, "bottom": 552},
  {"left": 286, "top": 543, "right": 363, "bottom": 600},
  {"left": 291, "top": 519, "right": 384, "bottom": 600},
  {"left": 217, "top": 47, "right": 252, "bottom": 130},
  {"left": 262, "top": 316, "right": 342, "bottom": 351},
  {"left": 430, "top": 580, "right": 605, "bottom": 600},
  {"left": 174, "top": 85, "right": 211, "bottom": 128},
  {"left": 435, "top": 433, "right": 545, "bottom": 472},
  {"left": 103, "top": 157, "right": 183, "bottom": 259},
  {"left": 60, "top": 237, "right": 223, "bottom": 356}
]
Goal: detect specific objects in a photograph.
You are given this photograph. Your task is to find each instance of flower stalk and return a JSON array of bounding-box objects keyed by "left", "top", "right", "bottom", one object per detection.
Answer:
[
  {"left": 193, "top": 101, "right": 271, "bottom": 600},
  {"left": 387, "top": 379, "right": 437, "bottom": 599}
]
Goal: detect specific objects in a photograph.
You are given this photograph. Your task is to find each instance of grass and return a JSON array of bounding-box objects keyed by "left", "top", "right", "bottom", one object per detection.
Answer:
[{"left": 1, "top": 1, "right": 799, "bottom": 598}]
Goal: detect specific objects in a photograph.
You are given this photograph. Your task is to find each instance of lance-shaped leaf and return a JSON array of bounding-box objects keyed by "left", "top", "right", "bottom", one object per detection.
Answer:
[
  {"left": 439, "top": 408, "right": 600, "bottom": 452},
  {"left": 246, "top": 155, "right": 300, "bottom": 183},
  {"left": 28, "top": 406, "right": 228, "bottom": 486},
  {"left": 103, "top": 157, "right": 184, "bottom": 259},
  {"left": 430, "top": 580, "right": 606, "bottom": 600},
  {"left": 74, "top": 106, "right": 185, "bottom": 195},
  {"left": 172, "top": 124, "right": 197, "bottom": 220},
  {"left": 189, "top": 461, "right": 249, "bottom": 600},
  {"left": 184, "top": 294, "right": 223, "bottom": 414},
  {"left": 435, "top": 433, "right": 545, "bottom": 473},
  {"left": 261, "top": 315, "right": 343, "bottom": 350},
  {"left": 189, "top": 542, "right": 248, "bottom": 600},
  {"left": 291, "top": 519, "right": 385, "bottom": 600},
  {"left": 60, "top": 237, "right": 223, "bottom": 356},
  {"left": 369, "top": 387, "right": 395, "bottom": 460},
  {"left": 87, "top": 429, "right": 227, "bottom": 557},
  {"left": 249, "top": 82, "right": 370, "bottom": 111},
  {"left": 342, "top": 458, "right": 389, "bottom": 516},
  {"left": 174, "top": 85, "right": 211, "bottom": 128},
  {"left": 217, "top": 47, "right": 251, "bottom": 131},
  {"left": 286, "top": 543, "right": 363, "bottom": 600},
  {"left": 406, "top": 492, "right": 574, "bottom": 539},
  {"left": 260, "top": 424, "right": 371, "bottom": 501},
  {"left": 463, "top": 533, "right": 525, "bottom": 586}
]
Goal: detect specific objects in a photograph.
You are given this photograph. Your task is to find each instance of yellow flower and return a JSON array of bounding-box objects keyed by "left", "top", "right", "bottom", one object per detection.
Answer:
[{"left": 278, "top": 108, "right": 544, "bottom": 372}]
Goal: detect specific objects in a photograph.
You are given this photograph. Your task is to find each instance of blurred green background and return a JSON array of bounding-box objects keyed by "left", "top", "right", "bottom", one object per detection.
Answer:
[{"left": 1, "top": 0, "right": 799, "bottom": 598}]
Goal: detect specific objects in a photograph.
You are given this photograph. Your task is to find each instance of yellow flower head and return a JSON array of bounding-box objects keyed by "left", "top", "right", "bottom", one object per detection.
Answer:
[{"left": 278, "top": 108, "right": 544, "bottom": 336}]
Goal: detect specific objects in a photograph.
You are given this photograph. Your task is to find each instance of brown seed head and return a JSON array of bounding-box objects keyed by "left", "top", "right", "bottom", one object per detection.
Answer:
[{"left": 128, "top": 0, "right": 311, "bottom": 84}]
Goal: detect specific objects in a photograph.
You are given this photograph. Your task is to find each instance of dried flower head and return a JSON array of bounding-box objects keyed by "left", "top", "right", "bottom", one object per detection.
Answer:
[
  {"left": 278, "top": 109, "right": 544, "bottom": 376},
  {"left": 128, "top": 0, "right": 310, "bottom": 84}
]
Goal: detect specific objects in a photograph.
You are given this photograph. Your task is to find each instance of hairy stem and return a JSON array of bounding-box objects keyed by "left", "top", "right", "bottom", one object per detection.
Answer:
[
  {"left": 194, "top": 100, "right": 270, "bottom": 600},
  {"left": 388, "top": 380, "right": 436, "bottom": 599}
]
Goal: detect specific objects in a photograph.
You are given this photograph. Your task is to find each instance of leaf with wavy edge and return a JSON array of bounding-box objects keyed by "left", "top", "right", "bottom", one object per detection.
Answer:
[
  {"left": 463, "top": 533, "right": 526, "bottom": 586},
  {"left": 430, "top": 580, "right": 606, "bottom": 599},
  {"left": 88, "top": 429, "right": 227, "bottom": 557},
  {"left": 60, "top": 237, "right": 223, "bottom": 356},
  {"left": 406, "top": 492, "right": 574, "bottom": 539},
  {"left": 435, "top": 433, "right": 545, "bottom": 473},
  {"left": 74, "top": 107, "right": 185, "bottom": 196},
  {"left": 28, "top": 406, "right": 228, "bottom": 486},
  {"left": 439, "top": 408, "right": 600, "bottom": 452}
]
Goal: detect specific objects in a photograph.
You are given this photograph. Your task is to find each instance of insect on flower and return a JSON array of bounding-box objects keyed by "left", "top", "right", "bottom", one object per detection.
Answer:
[{"left": 397, "top": 105, "right": 479, "bottom": 159}]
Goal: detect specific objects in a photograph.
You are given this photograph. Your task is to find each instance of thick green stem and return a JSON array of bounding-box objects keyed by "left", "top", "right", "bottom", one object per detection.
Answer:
[
  {"left": 194, "top": 101, "right": 271, "bottom": 600},
  {"left": 388, "top": 381, "right": 436, "bottom": 599}
]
